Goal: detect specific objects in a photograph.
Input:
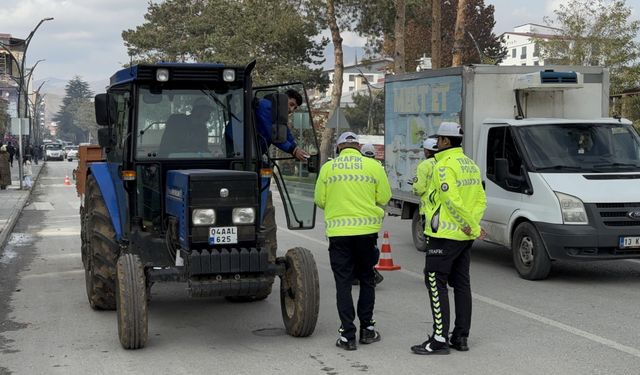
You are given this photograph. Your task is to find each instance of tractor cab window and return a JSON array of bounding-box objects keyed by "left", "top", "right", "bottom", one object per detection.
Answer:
[{"left": 135, "top": 86, "right": 244, "bottom": 160}]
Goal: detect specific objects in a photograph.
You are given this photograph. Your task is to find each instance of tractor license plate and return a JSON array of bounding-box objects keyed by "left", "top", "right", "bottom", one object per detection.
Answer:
[
  {"left": 619, "top": 236, "right": 640, "bottom": 249},
  {"left": 209, "top": 226, "right": 238, "bottom": 245}
]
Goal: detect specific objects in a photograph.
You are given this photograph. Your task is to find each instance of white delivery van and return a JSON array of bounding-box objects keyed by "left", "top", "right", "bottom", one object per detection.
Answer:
[{"left": 384, "top": 65, "right": 640, "bottom": 279}]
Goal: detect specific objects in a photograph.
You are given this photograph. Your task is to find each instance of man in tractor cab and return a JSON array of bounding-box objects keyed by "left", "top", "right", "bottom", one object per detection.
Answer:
[
  {"left": 255, "top": 89, "right": 309, "bottom": 161},
  {"left": 160, "top": 97, "right": 214, "bottom": 155}
]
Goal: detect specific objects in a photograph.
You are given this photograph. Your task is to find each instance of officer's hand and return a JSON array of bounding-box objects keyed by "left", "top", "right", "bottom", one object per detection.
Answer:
[
  {"left": 292, "top": 147, "right": 310, "bottom": 161},
  {"left": 477, "top": 228, "right": 487, "bottom": 240},
  {"left": 461, "top": 226, "right": 472, "bottom": 236}
]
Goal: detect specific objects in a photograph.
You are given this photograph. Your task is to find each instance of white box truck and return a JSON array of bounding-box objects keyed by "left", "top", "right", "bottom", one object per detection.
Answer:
[{"left": 384, "top": 65, "right": 640, "bottom": 279}]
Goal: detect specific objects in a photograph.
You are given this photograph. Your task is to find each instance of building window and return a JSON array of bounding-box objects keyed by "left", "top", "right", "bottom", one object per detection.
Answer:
[
  {"left": 534, "top": 61, "right": 539, "bottom": 66},
  {"left": 348, "top": 75, "right": 355, "bottom": 82},
  {"left": 533, "top": 44, "right": 540, "bottom": 57},
  {"left": 521, "top": 46, "right": 527, "bottom": 59},
  {"left": 512, "top": 49, "right": 516, "bottom": 58}
]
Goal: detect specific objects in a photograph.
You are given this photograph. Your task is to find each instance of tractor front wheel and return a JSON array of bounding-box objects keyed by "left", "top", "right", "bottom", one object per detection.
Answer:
[
  {"left": 280, "top": 247, "right": 319, "bottom": 337},
  {"left": 116, "top": 253, "right": 148, "bottom": 350}
]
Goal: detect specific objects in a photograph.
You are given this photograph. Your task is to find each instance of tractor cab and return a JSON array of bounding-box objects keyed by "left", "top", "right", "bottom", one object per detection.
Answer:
[{"left": 81, "top": 62, "right": 321, "bottom": 349}]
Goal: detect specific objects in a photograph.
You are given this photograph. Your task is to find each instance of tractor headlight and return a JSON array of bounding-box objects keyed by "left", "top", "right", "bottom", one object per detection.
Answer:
[
  {"left": 232, "top": 208, "right": 255, "bottom": 224},
  {"left": 223, "top": 69, "right": 235, "bottom": 82},
  {"left": 554, "top": 192, "right": 588, "bottom": 225},
  {"left": 192, "top": 209, "right": 216, "bottom": 225},
  {"left": 156, "top": 68, "right": 169, "bottom": 82}
]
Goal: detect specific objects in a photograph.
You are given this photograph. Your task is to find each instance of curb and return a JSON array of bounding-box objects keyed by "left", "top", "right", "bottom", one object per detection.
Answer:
[{"left": 0, "top": 162, "right": 46, "bottom": 251}]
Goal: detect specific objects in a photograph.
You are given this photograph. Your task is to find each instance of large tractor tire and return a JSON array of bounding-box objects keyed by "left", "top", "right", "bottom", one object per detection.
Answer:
[
  {"left": 83, "top": 175, "right": 118, "bottom": 310},
  {"left": 116, "top": 254, "right": 148, "bottom": 349},
  {"left": 280, "top": 247, "right": 319, "bottom": 337},
  {"left": 411, "top": 209, "right": 428, "bottom": 252},
  {"left": 512, "top": 222, "right": 552, "bottom": 280}
]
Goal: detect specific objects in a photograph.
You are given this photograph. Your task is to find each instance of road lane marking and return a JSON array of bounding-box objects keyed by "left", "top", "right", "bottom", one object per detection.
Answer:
[
  {"left": 21, "top": 269, "right": 84, "bottom": 280},
  {"left": 281, "top": 227, "right": 640, "bottom": 360}
]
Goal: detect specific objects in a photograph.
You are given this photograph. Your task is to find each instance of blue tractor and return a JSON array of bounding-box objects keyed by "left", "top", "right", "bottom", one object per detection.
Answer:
[{"left": 78, "top": 62, "right": 321, "bottom": 349}]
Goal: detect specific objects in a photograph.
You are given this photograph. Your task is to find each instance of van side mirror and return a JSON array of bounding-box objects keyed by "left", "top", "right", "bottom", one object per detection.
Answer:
[
  {"left": 267, "top": 93, "right": 289, "bottom": 143},
  {"left": 495, "top": 158, "right": 509, "bottom": 182},
  {"left": 307, "top": 153, "right": 320, "bottom": 173}
]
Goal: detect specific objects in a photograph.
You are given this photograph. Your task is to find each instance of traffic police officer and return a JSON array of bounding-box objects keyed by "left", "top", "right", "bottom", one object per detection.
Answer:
[
  {"left": 411, "top": 122, "right": 486, "bottom": 355},
  {"left": 314, "top": 132, "right": 391, "bottom": 351},
  {"left": 412, "top": 138, "right": 438, "bottom": 251}
]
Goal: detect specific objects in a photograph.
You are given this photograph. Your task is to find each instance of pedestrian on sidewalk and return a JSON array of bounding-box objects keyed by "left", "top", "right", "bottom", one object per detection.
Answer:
[
  {"left": 6, "top": 141, "right": 15, "bottom": 167},
  {"left": 23, "top": 159, "right": 33, "bottom": 189},
  {"left": 314, "top": 132, "right": 392, "bottom": 351},
  {"left": 0, "top": 145, "right": 11, "bottom": 190}
]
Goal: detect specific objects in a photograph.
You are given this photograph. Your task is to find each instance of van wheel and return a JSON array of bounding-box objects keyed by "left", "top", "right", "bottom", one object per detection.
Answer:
[
  {"left": 411, "top": 210, "right": 427, "bottom": 252},
  {"left": 512, "top": 222, "right": 551, "bottom": 280}
]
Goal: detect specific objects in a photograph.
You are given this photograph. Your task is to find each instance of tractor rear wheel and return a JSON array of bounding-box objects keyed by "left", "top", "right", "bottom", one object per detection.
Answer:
[
  {"left": 280, "top": 247, "right": 319, "bottom": 337},
  {"left": 116, "top": 253, "right": 148, "bottom": 349},
  {"left": 83, "top": 175, "right": 118, "bottom": 310}
]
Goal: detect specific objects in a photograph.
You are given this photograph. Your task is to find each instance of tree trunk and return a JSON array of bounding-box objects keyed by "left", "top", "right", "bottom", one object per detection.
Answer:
[
  {"left": 319, "top": 0, "right": 344, "bottom": 165},
  {"left": 431, "top": 0, "right": 441, "bottom": 69},
  {"left": 394, "top": 0, "right": 406, "bottom": 74},
  {"left": 452, "top": 0, "right": 467, "bottom": 67}
]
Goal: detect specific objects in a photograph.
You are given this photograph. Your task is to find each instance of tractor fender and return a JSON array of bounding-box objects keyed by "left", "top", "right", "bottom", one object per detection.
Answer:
[{"left": 88, "top": 162, "right": 127, "bottom": 241}]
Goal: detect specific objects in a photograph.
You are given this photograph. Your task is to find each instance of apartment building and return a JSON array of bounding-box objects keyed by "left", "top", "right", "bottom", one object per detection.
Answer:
[{"left": 499, "top": 23, "right": 562, "bottom": 66}]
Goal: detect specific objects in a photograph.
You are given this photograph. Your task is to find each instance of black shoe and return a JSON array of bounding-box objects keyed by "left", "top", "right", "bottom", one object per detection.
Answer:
[
  {"left": 336, "top": 337, "right": 357, "bottom": 351},
  {"left": 374, "top": 269, "right": 384, "bottom": 285},
  {"left": 449, "top": 336, "right": 469, "bottom": 351},
  {"left": 411, "top": 336, "right": 450, "bottom": 355},
  {"left": 359, "top": 327, "right": 381, "bottom": 344}
]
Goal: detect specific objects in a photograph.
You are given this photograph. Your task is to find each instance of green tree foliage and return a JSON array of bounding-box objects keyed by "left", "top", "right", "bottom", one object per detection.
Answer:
[
  {"left": 538, "top": 0, "right": 640, "bottom": 93},
  {"left": 346, "top": 0, "right": 504, "bottom": 71},
  {"left": 53, "top": 77, "right": 95, "bottom": 143},
  {"left": 344, "top": 90, "right": 385, "bottom": 134},
  {"left": 122, "top": 0, "right": 329, "bottom": 88}
]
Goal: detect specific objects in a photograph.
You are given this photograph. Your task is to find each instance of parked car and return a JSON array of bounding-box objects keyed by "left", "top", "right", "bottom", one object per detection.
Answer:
[
  {"left": 44, "top": 143, "right": 64, "bottom": 161},
  {"left": 65, "top": 145, "right": 79, "bottom": 161}
]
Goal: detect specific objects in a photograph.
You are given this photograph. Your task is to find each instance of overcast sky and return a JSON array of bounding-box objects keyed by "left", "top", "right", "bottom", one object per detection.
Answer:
[{"left": 1, "top": 0, "right": 638, "bottom": 83}]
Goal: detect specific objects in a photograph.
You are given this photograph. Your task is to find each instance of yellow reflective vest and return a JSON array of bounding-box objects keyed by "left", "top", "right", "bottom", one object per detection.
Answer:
[
  {"left": 314, "top": 148, "right": 392, "bottom": 237},
  {"left": 412, "top": 157, "right": 436, "bottom": 215},
  {"left": 424, "top": 147, "right": 487, "bottom": 241}
]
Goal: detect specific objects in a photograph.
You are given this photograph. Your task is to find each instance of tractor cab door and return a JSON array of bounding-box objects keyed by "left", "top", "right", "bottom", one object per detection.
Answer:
[{"left": 253, "top": 83, "right": 320, "bottom": 229}]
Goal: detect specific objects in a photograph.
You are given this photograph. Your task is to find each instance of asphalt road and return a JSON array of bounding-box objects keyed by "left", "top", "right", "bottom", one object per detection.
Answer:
[{"left": 1, "top": 161, "right": 640, "bottom": 375}]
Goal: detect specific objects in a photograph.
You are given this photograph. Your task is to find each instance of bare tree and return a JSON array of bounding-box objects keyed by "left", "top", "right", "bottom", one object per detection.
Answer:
[
  {"left": 452, "top": 0, "right": 468, "bottom": 66},
  {"left": 394, "top": 0, "right": 406, "bottom": 73},
  {"left": 431, "top": 0, "right": 442, "bottom": 68},
  {"left": 319, "top": 0, "right": 345, "bottom": 164}
]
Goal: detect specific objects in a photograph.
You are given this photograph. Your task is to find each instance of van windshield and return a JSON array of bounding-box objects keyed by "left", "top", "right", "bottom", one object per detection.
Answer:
[{"left": 517, "top": 123, "right": 640, "bottom": 172}]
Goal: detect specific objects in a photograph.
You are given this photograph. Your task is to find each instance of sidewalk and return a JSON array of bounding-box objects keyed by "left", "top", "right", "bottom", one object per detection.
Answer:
[{"left": 0, "top": 160, "right": 44, "bottom": 251}]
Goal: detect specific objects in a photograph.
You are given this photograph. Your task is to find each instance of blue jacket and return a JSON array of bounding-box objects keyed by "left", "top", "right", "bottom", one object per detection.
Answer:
[{"left": 255, "top": 98, "right": 297, "bottom": 154}]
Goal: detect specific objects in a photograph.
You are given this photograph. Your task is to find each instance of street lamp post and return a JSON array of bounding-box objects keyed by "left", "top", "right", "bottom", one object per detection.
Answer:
[{"left": 0, "top": 16, "right": 53, "bottom": 189}]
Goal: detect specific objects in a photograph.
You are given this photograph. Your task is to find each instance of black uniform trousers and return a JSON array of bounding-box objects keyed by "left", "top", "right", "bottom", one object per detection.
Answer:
[
  {"left": 329, "top": 233, "right": 379, "bottom": 340},
  {"left": 424, "top": 236, "right": 474, "bottom": 340}
]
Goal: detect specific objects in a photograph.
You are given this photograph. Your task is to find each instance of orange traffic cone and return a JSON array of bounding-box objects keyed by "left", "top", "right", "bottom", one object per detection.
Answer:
[
  {"left": 64, "top": 175, "right": 72, "bottom": 186},
  {"left": 375, "top": 231, "right": 401, "bottom": 271}
]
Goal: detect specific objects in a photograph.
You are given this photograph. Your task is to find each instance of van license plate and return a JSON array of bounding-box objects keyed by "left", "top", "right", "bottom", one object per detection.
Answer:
[
  {"left": 209, "top": 227, "right": 238, "bottom": 245},
  {"left": 619, "top": 236, "right": 640, "bottom": 249}
]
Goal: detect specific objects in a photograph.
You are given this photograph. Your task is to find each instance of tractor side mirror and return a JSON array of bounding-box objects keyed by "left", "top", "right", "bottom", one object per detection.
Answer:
[
  {"left": 95, "top": 93, "right": 117, "bottom": 126},
  {"left": 95, "top": 94, "right": 109, "bottom": 126},
  {"left": 307, "top": 153, "right": 320, "bottom": 173},
  {"left": 97, "top": 128, "right": 113, "bottom": 148},
  {"left": 267, "top": 93, "right": 289, "bottom": 144}
]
